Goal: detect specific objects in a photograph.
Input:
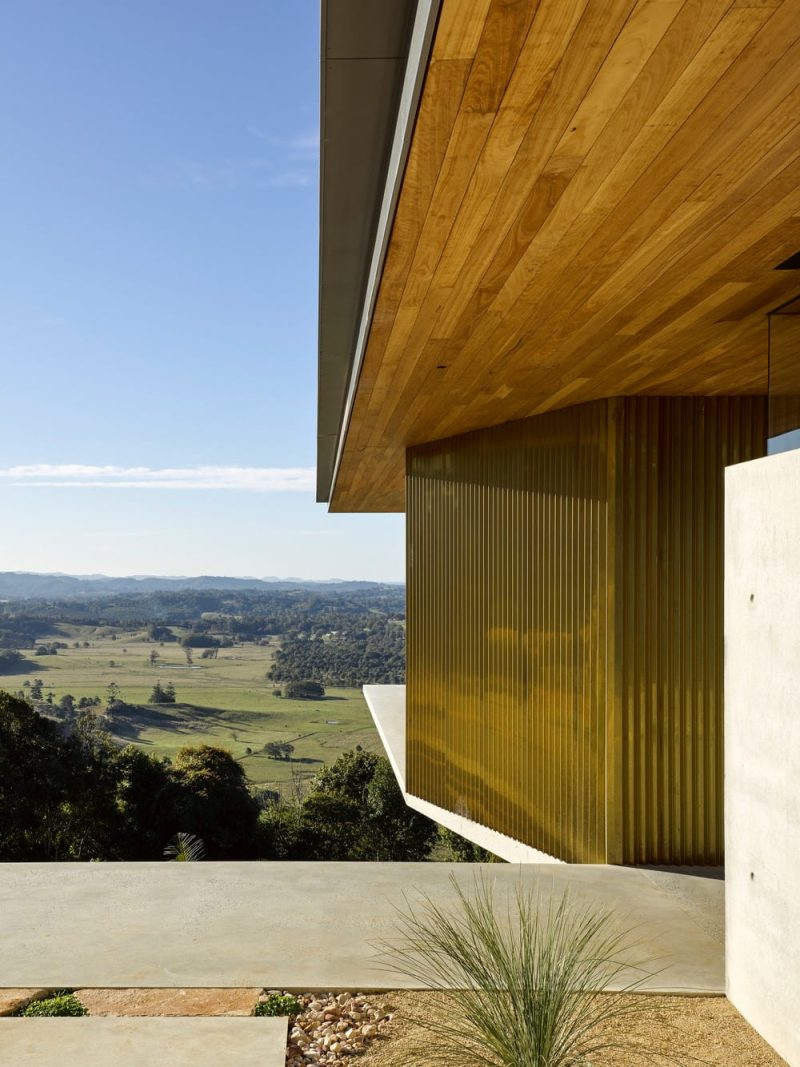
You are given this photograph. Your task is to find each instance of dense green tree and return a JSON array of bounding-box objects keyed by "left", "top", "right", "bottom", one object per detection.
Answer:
[
  {"left": 310, "top": 748, "right": 381, "bottom": 801},
  {"left": 181, "top": 634, "right": 220, "bottom": 649},
  {"left": 0, "top": 691, "right": 73, "bottom": 858},
  {"left": 149, "top": 681, "right": 176, "bottom": 704},
  {"left": 113, "top": 746, "right": 177, "bottom": 859},
  {"left": 258, "top": 800, "right": 305, "bottom": 859},
  {"left": 363, "top": 756, "right": 438, "bottom": 861},
  {"left": 296, "top": 791, "right": 362, "bottom": 860},
  {"left": 438, "top": 826, "right": 494, "bottom": 862},
  {"left": 263, "top": 741, "right": 294, "bottom": 761},
  {"left": 283, "top": 679, "right": 325, "bottom": 700},
  {"left": 259, "top": 750, "right": 437, "bottom": 862},
  {"left": 170, "top": 745, "right": 260, "bottom": 858},
  {"left": 0, "top": 694, "right": 259, "bottom": 861},
  {"left": 0, "top": 694, "right": 123, "bottom": 859},
  {"left": 309, "top": 750, "right": 437, "bottom": 861},
  {"left": 147, "top": 623, "right": 176, "bottom": 642},
  {"left": 0, "top": 650, "right": 24, "bottom": 673}
]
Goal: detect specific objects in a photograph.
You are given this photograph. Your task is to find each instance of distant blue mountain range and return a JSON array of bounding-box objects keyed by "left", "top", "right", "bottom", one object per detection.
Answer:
[{"left": 0, "top": 572, "right": 401, "bottom": 600}]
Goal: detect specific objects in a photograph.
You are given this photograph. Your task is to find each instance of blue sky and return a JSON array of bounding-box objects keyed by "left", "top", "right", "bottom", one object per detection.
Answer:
[{"left": 0, "top": 1, "right": 404, "bottom": 581}]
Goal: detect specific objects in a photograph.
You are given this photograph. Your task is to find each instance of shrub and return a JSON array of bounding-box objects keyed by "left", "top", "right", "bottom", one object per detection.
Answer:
[
  {"left": 21, "top": 991, "right": 87, "bottom": 1017},
  {"left": 383, "top": 875, "right": 654, "bottom": 1067},
  {"left": 254, "top": 993, "right": 301, "bottom": 1018}
]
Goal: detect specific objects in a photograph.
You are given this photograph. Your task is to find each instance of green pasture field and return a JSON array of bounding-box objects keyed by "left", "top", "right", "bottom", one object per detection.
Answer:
[{"left": 0, "top": 624, "right": 380, "bottom": 794}]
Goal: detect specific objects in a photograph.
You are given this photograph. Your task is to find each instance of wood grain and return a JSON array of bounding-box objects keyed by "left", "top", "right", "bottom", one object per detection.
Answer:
[{"left": 330, "top": 0, "right": 800, "bottom": 511}]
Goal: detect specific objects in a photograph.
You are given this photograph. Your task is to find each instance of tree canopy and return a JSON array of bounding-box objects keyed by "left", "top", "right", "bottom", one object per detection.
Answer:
[
  {"left": 283, "top": 679, "right": 325, "bottom": 700},
  {"left": 259, "top": 750, "right": 438, "bottom": 862},
  {"left": 0, "top": 692, "right": 259, "bottom": 860}
]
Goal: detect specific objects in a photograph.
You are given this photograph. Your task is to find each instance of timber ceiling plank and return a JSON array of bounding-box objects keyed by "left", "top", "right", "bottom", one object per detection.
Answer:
[
  {"left": 330, "top": 0, "right": 800, "bottom": 512},
  {"left": 439, "top": 7, "right": 798, "bottom": 397},
  {"left": 360, "top": 0, "right": 644, "bottom": 451}
]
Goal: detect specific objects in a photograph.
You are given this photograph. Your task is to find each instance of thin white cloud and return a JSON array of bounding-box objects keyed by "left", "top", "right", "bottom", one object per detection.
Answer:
[
  {"left": 0, "top": 465, "right": 315, "bottom": 492},
  {"left": 141, "top": 157, "right": 274, "bottom": 192},
  {"left": 142, "top": 128, "right": 319, "bottom": 192},
  {"left": 248, "top": 127, "right": 319, "bottom": 161},
  {"left": 284, "top": 131, "right": 319, "bottom": 160},
  {"left": 269, "top": 170, "right": 314, "bottom": 188}
]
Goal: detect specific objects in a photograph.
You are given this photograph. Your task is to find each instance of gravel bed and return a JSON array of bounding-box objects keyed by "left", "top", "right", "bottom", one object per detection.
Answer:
[{"left": 352, "top": 991, "right": 787, "bottom": 1066}]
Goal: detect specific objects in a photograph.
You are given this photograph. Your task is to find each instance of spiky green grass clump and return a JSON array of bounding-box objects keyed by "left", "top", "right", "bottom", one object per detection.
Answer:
[
  {"left": 163, "top": 831, "right": 206, "bottom": 861},
  {"left": 383, "top": 875, "right": 659, "bottom": 1067},
  {"left": 21, "top": 991, "right": 87, "bottom": 1017}
]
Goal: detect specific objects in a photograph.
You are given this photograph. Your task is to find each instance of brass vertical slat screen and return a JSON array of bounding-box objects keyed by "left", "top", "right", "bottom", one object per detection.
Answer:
[
  {"left": 617, "top": 397, "right": 767, "bottom": 864},
  {"left": 407, "top": 396, "right": 765, "bottom": 864},
  {"left": 407, "top": 402, "right": 611, "bottom": 863}
]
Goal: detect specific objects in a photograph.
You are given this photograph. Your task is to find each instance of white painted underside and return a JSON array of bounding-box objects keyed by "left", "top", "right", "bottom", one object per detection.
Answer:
[{"left": 364, "top": 684, "right": 562, "bottom": 865}]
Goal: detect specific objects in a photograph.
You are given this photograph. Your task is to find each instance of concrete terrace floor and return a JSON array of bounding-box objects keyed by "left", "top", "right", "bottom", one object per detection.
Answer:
[
  {"left": 0, "top": 862, "right": 723, "bottom": 993},
  {"left": 0, "top": 1017, "right": 287, "bottom": 1066}
]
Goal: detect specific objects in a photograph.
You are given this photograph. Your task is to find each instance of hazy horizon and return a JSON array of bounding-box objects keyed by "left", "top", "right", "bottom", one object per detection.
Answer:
[{"left": 2, "top": 568, "right": 403, "bottom": 583}]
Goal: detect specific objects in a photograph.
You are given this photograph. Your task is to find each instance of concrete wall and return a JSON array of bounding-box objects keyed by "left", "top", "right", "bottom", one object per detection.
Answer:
[{"left": 725, "top": 448, "right": 800, "bottom": 1067}]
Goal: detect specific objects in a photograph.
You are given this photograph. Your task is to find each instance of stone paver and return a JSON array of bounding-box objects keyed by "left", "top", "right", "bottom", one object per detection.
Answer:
[
  {"left": 0, "top": 990, "right": 51, "bottom": 1017},
  {"left": 0, "top": 1017, "right": 287, "bottom": 1066},
  {"left": 0, "top": 862, "right": 724, "bottom": 993},
  {"left": 75, "top": 987, "right": 261, "bottom": 1016}
]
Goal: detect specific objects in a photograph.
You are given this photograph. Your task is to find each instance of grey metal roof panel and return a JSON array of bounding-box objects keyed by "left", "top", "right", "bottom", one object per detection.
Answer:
[{"left": 317, "top": 0, "right": 417, "bottom": 503}]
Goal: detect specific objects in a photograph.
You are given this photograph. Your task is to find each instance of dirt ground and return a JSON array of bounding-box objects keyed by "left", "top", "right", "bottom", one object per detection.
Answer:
[{"left": 357, "top": 991, "right": 787, "bottom": 1066}]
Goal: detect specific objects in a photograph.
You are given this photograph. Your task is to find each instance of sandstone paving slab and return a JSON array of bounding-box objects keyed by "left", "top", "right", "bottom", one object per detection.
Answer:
[
  {"left": 0, "top": 862, "right": 724, "bottom": 993},
  {"left": 0, "top": 1017, "right": 287, "bottom": 1066},
  {"left": 75, "top": 987, "right": 262, "bottom": 1016},
  {"left": 0, "top": 990, "right": 51, "bottom": 1017}
]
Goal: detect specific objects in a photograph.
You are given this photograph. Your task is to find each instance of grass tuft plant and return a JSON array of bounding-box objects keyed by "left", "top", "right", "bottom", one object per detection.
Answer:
[
  {"left": 381, "top": 874, "right": 667, "bottom": 1066},
  {"left": 163, "top": 831, "right": 206, "bottom": 861}
]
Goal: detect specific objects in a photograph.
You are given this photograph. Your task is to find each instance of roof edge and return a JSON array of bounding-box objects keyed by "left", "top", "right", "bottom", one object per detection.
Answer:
[{"left": 317, "top": 0, "right": 441, "bottom": 505}]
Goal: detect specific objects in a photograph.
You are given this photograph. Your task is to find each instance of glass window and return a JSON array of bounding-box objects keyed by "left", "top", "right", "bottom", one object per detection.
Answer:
[{"left": 768, "top": 296, "right": 800, "bottom": 454}]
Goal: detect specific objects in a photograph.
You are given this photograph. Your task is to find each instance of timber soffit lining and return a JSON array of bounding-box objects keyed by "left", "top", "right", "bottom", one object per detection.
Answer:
[{"left": 328, "top": 0, "right": 800, "bottom": 512}]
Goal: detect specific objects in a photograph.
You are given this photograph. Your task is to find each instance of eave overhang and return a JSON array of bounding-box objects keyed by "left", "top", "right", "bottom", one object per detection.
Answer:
[
  {"left": 317, "top": 0, "right": 439, "bottom": 503},
  {"left": 321, "top": 0, "right": 800, "bottom": 513}
]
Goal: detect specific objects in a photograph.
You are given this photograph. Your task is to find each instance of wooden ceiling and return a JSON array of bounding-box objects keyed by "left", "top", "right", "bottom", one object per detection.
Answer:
[{"left": 331, "top": 0, "right": 800, "bottom": 512}]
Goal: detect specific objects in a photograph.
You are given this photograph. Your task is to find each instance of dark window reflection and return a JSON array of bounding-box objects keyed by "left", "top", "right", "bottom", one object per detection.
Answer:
[{"left": 768, "top": 296, "right": 800, "bottom": 454}]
